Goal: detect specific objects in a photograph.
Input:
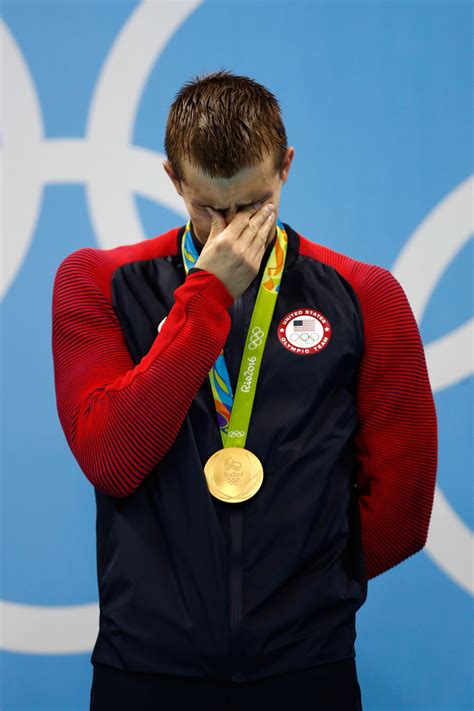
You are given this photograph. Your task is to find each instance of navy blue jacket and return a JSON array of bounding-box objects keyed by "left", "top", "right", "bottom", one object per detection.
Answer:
[{"left": 52, "top": 220, "right": 437, "bottom": 682}]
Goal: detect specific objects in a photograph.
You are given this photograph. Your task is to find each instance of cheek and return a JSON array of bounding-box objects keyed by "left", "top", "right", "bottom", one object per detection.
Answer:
[
  {"left": 190, "top": 206, "right": 209, "bottom": 220},
  {"left": 193, "top": 215, "right": 212, "bottom": 232},
  {"left": 188, "top": 208, "right": 212, "bottom": 238}
]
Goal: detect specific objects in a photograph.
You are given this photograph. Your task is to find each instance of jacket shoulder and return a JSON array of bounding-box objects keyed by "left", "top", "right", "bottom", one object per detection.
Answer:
[
  {"left": 297, "top": 232, "right": 405, "bottom": 305},
  {"left": 53, "top": 227, "right": 182, "bottom": 302}
]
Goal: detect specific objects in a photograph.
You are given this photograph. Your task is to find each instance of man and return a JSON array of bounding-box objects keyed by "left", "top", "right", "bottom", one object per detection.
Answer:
[{"left": 52, "top": 70, "right": 438, "bottom": 710}]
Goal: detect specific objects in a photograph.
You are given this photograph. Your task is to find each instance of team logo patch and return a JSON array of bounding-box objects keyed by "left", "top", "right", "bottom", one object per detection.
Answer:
[{"left": 277, "top": 308, "right": 332, "bottom": 355}]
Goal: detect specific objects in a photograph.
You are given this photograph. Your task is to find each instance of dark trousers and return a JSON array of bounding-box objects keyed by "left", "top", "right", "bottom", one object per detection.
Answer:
[{"left": 90, "top": 657, "right": 363, "bottom": 710}]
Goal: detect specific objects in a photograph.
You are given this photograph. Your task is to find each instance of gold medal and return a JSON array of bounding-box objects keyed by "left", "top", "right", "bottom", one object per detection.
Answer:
[
  {"left": 204, "top": 447, "right": 264, "bottom": 503},
  {"left": 182, "top": 218, "right": 289, "bottom": 503}
]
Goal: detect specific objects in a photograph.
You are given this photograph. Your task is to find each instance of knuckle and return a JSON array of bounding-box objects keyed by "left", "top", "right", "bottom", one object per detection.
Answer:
[{"left": 246, "top": 220, "right": 258, "bottom": 236}]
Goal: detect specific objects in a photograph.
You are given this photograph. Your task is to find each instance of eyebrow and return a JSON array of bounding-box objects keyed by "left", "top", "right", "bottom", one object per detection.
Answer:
[{"left": 193, "top": 191, "right": 272, "bottom": 212}]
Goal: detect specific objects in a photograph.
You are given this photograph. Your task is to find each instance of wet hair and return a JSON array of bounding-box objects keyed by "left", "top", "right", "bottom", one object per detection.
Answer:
[{"left": 164, "top": 69, "right": 288, "bottom": 182}]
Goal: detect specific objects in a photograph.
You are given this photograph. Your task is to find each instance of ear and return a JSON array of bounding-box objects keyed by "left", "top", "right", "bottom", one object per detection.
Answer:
[
  {"left": 163, "top": 160, "right": 183, "bottom": 196},
  {"left": 281, "top": 147, "right": 295, "bottom": 183}
]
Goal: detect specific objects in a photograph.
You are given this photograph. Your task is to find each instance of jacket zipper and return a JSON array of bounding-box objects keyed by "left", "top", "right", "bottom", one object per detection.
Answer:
[{"left": 229, "top": 293, "right": 244, "bottom": 679}]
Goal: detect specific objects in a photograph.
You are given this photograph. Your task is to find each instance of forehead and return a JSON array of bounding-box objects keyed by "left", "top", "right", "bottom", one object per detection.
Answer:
[{"left": 182, "top": 154, "right": 276, "bottom": 206}]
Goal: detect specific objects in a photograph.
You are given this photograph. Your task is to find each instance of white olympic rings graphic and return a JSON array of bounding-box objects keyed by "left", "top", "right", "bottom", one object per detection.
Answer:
[
  {"left": 0, "top": 1, "right": 472, "bottom": 658},
  {"left": 248, "top": 326, "right": 265, "bottom": 350}
]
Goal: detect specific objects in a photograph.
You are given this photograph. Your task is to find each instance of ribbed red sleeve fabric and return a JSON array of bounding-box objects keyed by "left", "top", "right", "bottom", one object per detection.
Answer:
[
  {"left": 299, "top": 235, "right": 438, "bottom": 581},
  {"left": 52, "top": 233, "right": 234, "bottom": 498}
]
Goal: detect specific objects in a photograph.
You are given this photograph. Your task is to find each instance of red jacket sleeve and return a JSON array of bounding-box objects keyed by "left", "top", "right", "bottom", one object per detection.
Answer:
[
  {"left": 354, "top": 266, "right": 438, "bottom": 580},
  {"left": 52, "top": 247, "right": 234, "bottom": 498}
]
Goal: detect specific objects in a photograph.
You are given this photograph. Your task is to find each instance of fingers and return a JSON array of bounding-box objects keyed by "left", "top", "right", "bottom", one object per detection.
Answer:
[
  {"left": 205, "top": 206, "right": 226, "bottom": 233},
  {"left": 227, "top": 202, "right": 275, "bottom": 242},
  {"left": 244, "top": 203, "right": 275, "bottom": 247},
  {"left": 252, "top": 204, "right": 276, "bottom": 254}
]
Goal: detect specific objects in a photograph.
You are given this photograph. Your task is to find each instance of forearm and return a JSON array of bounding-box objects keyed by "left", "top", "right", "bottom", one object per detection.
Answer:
[{"left": 53, "top": 255, "right": 234, "bottom": 498}]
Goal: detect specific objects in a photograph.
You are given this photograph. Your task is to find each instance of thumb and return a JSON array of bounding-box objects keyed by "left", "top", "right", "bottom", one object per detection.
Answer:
[{"left": 205, "top": 206, "right": 226, "bottom": 237}]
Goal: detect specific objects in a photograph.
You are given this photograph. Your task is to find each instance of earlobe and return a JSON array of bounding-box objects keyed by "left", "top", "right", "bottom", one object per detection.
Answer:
[
  {"left": 163, "top": 160, "right": 172, "bottom": 181},
  {"left": 282, "top": 149, "right": 294, "bottom": 182},
  {"left": 163, "top": 160, "right": 179, "bottom": 182}
]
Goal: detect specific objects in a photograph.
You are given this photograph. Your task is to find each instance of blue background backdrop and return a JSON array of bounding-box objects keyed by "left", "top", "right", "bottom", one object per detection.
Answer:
[{"left": 1, "top": 1, "right": 472, "bottom": 709}]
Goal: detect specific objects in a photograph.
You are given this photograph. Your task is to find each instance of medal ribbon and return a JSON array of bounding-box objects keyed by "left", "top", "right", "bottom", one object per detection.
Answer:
[{"left": 181, "top": 217, "right": 288, "bottom": 449}]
